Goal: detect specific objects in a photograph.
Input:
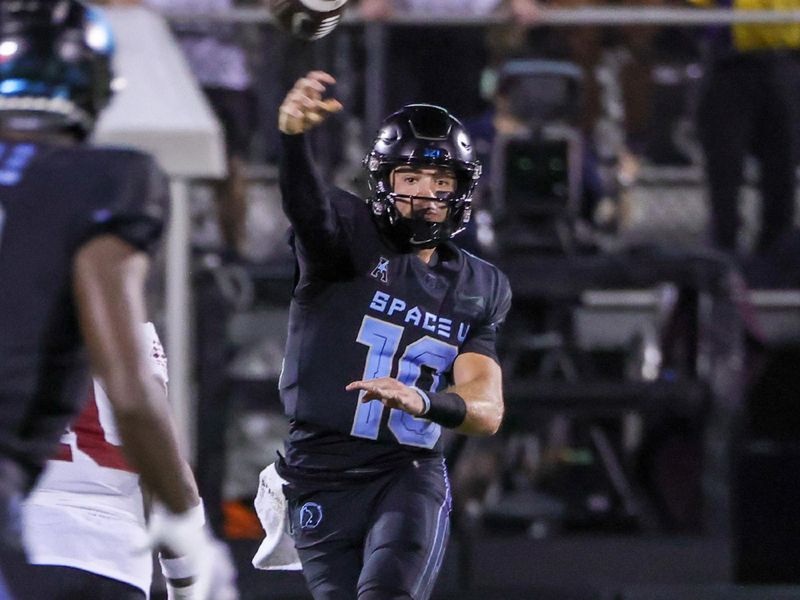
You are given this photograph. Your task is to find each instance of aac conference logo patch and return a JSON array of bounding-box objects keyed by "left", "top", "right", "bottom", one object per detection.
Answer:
[
  {"left": 299, "top": 502, "right": 323, "bottom": 530},
  {"left": 370, "top": 256, "right": 390, "bottom": 283}
]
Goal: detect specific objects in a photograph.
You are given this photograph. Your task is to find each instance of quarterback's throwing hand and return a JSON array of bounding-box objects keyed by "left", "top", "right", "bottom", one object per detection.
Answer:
[
  {"left": 279, "top": 71, "right": 343, "bottom": 135},
  {"left": 346, "top": 377, "right": 426, "bottom": 417}
]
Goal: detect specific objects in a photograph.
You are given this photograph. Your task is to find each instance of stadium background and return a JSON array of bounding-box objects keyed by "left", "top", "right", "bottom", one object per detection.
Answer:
[{"left": 93, "top": 2, "right": 800, "bottom": 598}]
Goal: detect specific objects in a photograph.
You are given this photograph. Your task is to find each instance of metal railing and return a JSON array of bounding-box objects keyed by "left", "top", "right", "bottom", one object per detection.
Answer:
[
  {"left": 162, "top": 6, "right": 800, "bottom": 26},
  {"left": 162, "top": 5, "right": 800, "bottom": 150}
]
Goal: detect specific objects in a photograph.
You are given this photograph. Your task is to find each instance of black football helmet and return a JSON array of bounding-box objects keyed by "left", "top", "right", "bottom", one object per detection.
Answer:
[
  {"left": 0, "top": 0, "right": 115, "bottom": 139},
  {"left": 363, "top": 104, "right": 482, "bottom": 249}
]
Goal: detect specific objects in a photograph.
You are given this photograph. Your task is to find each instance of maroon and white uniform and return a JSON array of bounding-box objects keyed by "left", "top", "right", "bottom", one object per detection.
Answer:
[{"left": 22, "top": 323, "right": 168, "bottom": 597}]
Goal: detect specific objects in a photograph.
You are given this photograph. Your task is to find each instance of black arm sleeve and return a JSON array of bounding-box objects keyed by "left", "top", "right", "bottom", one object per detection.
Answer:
[
  {"left": 72, "top": 150, "right": 168, "bottom": 256},
  {"left": 279, "top": 133, "right": 349, "bottom": 266}
]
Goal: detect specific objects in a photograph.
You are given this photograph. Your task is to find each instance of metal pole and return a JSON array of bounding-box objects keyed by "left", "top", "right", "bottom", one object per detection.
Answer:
[
  {"left": 364, "top": 22, "right": 387, "bottom": 145},
  {"left": 163, "top": 7, "right": 800, "bottom": 26},
  {"left": 166, "top": 178, "right": 194, "bottom": 460}
]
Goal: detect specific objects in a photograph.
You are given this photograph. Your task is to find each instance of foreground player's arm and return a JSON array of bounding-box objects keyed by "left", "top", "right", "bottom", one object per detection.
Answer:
[
  {"left": 346, "top": 352, "right": 504, "bottom": 436},
  {"left": 73, "top": 235, "right": 199, "bottom": 514},
  {"left": 278, "top": 71, "right": 344, "bottom": 255},
  {"left": 75, "top": 237, "right": 212, "bottom": 598}
]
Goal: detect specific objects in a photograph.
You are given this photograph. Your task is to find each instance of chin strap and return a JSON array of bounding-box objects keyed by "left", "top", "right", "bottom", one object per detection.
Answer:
[{"left": 387, "top": 192, "right": 453, "bottom": 248}]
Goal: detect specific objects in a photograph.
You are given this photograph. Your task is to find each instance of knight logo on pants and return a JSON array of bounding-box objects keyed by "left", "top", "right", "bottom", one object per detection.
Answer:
[
  {"left": 266, "top": 0, "right": 349, "bottom": 41},
  {"left": 299, "top": 502, "right": 323, "bottom": 530}
]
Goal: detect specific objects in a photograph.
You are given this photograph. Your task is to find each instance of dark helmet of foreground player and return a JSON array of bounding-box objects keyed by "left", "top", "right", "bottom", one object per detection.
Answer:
[
  {"left": 0, "top": 0, "right": 115, "bottom": 139},
  {"left": 364, "top": 104, "right": 482, "bottom": 249}
]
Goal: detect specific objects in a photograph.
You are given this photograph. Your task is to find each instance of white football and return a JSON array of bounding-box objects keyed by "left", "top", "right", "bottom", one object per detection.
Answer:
[{"left": 266, "top": 0, "right": 349, "bottom": 41}]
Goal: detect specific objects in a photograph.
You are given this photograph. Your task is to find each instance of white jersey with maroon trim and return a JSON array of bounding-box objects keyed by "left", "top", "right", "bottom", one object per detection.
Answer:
[{"left": 22, "top": 322, "right": 168, "bottom": 597}]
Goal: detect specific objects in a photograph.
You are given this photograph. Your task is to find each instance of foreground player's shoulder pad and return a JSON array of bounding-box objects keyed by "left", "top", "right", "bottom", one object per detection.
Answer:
[{"left": 73, "top": 146, "right": 170, "bottom": 254}]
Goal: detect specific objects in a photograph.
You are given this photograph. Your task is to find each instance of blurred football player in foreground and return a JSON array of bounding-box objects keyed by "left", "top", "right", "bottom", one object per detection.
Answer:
[
  {"left": 0, "top": 2, "right": 209, "bottom": 598},
  {"left": 23, "top": 324, "right": 237, "bottom": 600},
  {"left": 270, "top": 70, "right": 512, "bottom": 599}
]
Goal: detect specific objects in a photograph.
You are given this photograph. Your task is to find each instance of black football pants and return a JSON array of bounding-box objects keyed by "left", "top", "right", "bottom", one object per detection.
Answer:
[{"left": 285, "top": 457, "right": 452, "bottom": 600}]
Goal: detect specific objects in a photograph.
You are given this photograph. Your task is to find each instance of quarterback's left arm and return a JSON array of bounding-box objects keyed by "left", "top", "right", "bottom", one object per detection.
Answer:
[
  {"left": 449, "top": 352, "right": 504, "bottom": 436},
  {"left": 447, "top": 268, "right": 511, "bottom": 435}
]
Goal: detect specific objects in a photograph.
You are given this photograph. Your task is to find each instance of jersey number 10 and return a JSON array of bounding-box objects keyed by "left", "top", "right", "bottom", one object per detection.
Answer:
[{"left": 351, "top": 315, "right": 458, "bottom": 449}]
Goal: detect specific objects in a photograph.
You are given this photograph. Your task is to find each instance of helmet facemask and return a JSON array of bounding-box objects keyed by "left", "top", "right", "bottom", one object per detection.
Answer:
[
  {"left": 364, "top": 104, "right": 481, "bottom": 250},
  {"left": 370, "top": 163, "right": 476, "bottom": 249}
]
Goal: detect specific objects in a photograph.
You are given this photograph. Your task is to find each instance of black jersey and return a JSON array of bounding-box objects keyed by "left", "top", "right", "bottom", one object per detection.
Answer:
[
  {"left": 278, "top": 135, "right": 512, "bottom": 473},
  {"left": 0, "top": 140, "right": 167, "bottom": 487}
]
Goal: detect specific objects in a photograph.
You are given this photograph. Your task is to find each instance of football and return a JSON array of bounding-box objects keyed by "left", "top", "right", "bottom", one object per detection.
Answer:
[{"left": 267, "top": 0, "right": 349, "bottom": 41}]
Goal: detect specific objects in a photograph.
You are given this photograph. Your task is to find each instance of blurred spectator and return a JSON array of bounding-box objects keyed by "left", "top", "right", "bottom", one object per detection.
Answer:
[
  {"left": 255, "top": 32, "right": 316, "bottom": 167},
  {"left": 359, "top": 0, "right": 540, "bottom": 119},
  {"left": 22, "top": 325, "right": 240, "bottom": 600},
  {"left": 485, "top": 0, "right": 604, "bottom": 133},
  {"left": 692, "top": 0, "right": 800, "bottom": 257},
  {"left": 107, "top": 0, "right": 258, "bottom": 258},
  {"left": 142, "top": 2, "right": 256, "bottom": 550},
  {"left": 98, "top": 0, "right": 257, "bottom": 542}
]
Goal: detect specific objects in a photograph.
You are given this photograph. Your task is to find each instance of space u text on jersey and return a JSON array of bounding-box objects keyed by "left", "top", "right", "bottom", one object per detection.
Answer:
[{"left": 368, "top": 290, "right": 470, "bottom": 342}]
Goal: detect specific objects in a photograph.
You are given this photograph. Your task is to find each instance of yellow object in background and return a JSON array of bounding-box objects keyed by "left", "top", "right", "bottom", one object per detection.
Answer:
[
  {"left": 734, "top": 0, "right": 800, "bottom": 51},
  {"left": 689, "top": 0, "right": 800, "bottom": 51}
]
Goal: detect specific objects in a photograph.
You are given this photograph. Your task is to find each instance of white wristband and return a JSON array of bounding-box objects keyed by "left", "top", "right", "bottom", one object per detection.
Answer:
[
  {"left": 412, "top": 387, "right": 431, "bottom": 416},
  {"left": 159, "top": 555, "right": 196, "bottom": 580}
]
